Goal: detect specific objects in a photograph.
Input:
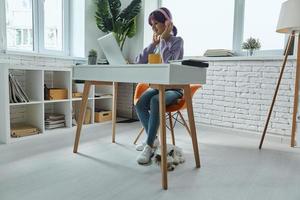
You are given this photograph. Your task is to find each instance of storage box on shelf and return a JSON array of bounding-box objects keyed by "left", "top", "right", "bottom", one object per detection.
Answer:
[
  {"left": 48, "top": 88, "right": 68, "bottom": 100},
  {"left": 94, "top": 84, "right": 113, "bottom": 123},
  {"left": 0, "top": 64, "right": 114, "bottom": 143},
  {"left": 44, "top": 70, "right": 71, "bottom": 102},
  {"left": 95, "top": 110, "right": 112, "bottom": 123}
]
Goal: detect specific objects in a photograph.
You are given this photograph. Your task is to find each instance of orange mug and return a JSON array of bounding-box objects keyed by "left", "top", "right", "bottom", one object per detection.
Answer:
[{"left": 148, "top": 53, "right": 162, "bottom": 64}]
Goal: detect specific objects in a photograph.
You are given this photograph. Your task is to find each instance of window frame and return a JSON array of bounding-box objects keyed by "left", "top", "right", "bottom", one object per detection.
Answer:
[
  {"left": 0, "top": 0, "right": 6, "bottom": 51},
  {"left": 3, "top": 0, "right": 70, "bottom": 56},
  {"left": 158, "top": 0, "right": 286, "bottom": 56}
]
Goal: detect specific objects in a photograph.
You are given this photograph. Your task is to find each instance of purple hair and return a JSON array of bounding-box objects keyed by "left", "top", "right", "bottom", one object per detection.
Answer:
[{"left": 148, "top": 7, "right": 178, "bottom": 36}]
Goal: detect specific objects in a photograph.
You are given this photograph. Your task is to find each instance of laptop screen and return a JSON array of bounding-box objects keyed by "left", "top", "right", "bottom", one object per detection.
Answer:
[{"left": 97, "top": 33, "right": 127, "bottom": 65}]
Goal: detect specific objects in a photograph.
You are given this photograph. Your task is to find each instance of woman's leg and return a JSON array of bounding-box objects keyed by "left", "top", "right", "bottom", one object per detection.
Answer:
[
  {"left": 146, "top": 90, "right": 182, "bottom": 146},
  {"left": 135, "top": 88, "right": 158, "bottom": 134}
]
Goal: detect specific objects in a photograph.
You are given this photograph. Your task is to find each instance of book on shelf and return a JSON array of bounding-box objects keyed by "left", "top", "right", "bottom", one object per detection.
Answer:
[
  {"left": 45, "top": 119, "right": 66, "bottom": 125},
  {"left": 45, "top": 113, "right": 66, "bottom": 130},
  {"left": 45, "top": 113, "right": 65, "bottom": 120},
  {"left": 203, "top": 49, "right": 234, "bottom": 57},
  {"left": 9, "top": 73, "right": 30, "bottom": 103},
  {"left": 45, "top": 123, "right": 66, "bottom": 129},
  {"left": 11, "top": 123, "right": 39, "bottom": 137}
]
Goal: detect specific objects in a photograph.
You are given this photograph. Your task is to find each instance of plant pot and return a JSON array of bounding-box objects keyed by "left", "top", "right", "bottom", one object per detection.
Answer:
[
  {"left": 248, "top": 49, "right": 254, "bottom": 56},
  {"left": 88, "top": 56, "right": 97, "bottom": 65}
]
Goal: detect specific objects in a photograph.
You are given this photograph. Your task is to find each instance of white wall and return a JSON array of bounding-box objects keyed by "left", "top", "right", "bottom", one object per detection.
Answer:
[
  {"left": 70, "top": 0, "right": 85, "bottom": 58},
  {"left": 186, "top": 58, "right": 297, "bottom": 138},
  {"left": 122, "top": 0, "right": 145, "bottom": 63},
  {"left": 84, "top": 0, "right": 105, "bottom": 58}
]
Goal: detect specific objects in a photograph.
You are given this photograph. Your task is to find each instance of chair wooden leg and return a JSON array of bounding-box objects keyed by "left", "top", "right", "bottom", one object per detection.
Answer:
[
  {"left": 168, "top": 112, "right": 175, "bottom": 145},
  {"left": 183, "top": 85, "right": 201, "bottom": 168},
  {"left": 178, "top": 110, "right": 191, "bottom": 136},
  {"left": 133, "top": 127, "right": 144, "bottom": 145}
]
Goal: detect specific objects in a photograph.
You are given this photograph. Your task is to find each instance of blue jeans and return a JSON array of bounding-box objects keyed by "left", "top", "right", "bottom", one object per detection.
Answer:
[{"left": 135, "top": 88, "right": 183, "bottom": 146}]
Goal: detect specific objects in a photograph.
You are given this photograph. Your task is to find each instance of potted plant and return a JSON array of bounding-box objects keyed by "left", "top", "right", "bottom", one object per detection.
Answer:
[
  {"left": 95, "top": 0, "right": 142, "bottom": 50},
  {"left": 88, "top": 49, "right": 98, "bottom": 65},
  {"left": 242, "top": 37, "right": 261, "bottom": 56}
]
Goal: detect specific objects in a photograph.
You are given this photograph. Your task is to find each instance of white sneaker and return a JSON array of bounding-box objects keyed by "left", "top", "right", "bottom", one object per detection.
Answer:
[
  {"left": 136, "top": 137, "right": 159, "bottom": 151},
  {"left": 137, "top": 145, "right": 153, "bottom": 165}
]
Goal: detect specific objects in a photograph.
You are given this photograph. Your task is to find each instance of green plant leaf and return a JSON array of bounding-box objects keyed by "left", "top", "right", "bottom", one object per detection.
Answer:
[
  {"left": 118, "top": 0, "right": 141, "bottom": 23},
  {"left": 108, "top": 0, "right": 121, "bottom": 21},
  {"left": 94, "top": 0, "right": 141, "bottom": 50},
  {"left": 95, "top": 0, "right": 113, "bottom": 32},
  {"left": 127, "top": 17, "right": 137, "bottom": 38},
  {"left": 242, "top": 37, "right": 261, "bottom": 50}
]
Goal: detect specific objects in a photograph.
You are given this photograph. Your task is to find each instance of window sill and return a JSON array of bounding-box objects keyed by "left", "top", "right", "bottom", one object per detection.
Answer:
[
  {"left": 185, "top": 55, "right": 297, "bottom": 62},
  {"left": 3, "top": 50, "right": 86, "bottom": 61}
]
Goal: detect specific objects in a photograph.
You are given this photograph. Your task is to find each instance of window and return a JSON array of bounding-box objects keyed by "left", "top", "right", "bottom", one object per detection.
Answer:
[
  {"left": 161, "top": 0, "right": 234, "bottom": 56},
  {"left": 44, "top": 0, "right": 63, "bottom": 51},
  {"left": 160, "top": 0, "right": 286, "bottom": 56},
  {"left": 6, "top": 0, "right": 33, "bottom": 51},
  {"left": 5, "top": 0, "right": 69, "bottom": 55},
  {"left": 243, "top": 0, "right": 285, "bottom": 50}
]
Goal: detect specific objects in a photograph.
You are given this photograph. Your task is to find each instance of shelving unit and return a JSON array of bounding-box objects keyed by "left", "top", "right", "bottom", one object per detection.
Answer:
[{"left": 0, "top": 64, "right": 113, "bottom": 144}]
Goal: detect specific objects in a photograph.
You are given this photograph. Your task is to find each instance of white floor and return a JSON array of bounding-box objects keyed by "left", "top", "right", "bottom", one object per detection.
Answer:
[{"left": 0, "top": 122, "right": 300, "bottom": 200}]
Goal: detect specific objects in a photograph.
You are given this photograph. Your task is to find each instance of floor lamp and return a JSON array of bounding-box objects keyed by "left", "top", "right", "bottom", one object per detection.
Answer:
[{"left": 259, "top": 0, "right": 300, "bottom": 149}]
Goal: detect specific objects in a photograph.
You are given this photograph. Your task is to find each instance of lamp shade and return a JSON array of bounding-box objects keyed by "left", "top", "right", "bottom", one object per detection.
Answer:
[{"left": 276, "top": 0, "right": 300, "bottom": 33}]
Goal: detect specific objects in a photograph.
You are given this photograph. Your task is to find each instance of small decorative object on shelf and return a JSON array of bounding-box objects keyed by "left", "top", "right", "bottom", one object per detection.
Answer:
[
  {"left": 242, "top": 37, "right": 261, "bottom": 56},
  {"left": 88, "top": 49, "right": 98, "bottom": 65}
]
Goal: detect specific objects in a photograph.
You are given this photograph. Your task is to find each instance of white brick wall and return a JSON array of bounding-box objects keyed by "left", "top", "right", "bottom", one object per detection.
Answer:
[{"left": 191, "top": 59, "right": 297, "bottom": 137}]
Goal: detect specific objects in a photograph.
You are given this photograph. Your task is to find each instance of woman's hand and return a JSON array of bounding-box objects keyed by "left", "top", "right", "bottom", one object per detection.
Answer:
[
  {"left": 152, "top": 33, "right": 160, "bottom": 46},
  {"left": 160, "top": 21, "right": 173, "bottom": 41}
]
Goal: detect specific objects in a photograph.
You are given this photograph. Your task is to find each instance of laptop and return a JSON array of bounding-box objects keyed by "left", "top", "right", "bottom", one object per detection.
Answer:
[{"left": 97, "top": 33, "right": 127, "bottom": 65}]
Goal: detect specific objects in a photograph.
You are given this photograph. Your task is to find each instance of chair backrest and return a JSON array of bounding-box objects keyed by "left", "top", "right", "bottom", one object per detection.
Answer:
[
  {"left": 134, "top": 83, "right": 150, "bottom": 105},
  {"left": 165, "top": 84, "right": 201, "bottom": 112},
  {"left": 134, "top": 83, "right": 201, "bottom": 112}
]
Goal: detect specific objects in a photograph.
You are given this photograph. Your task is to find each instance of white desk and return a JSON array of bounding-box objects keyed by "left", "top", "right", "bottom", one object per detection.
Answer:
[
  {"left": 73, "top": 63, "right": 206, "bottom": 84},
  {"left": 72, "top": 63, "right": 207, "bottom": 190}
]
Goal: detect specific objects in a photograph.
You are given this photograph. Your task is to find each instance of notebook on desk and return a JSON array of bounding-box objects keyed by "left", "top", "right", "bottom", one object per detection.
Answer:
[{"left": 97, "top": 33, "right": 127, "bottom": 65}]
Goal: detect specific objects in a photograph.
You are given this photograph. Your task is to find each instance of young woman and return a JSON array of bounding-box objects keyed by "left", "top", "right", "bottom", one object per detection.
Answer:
[{"left": 135, "top": 7, "right": 184, "bottom": 164}]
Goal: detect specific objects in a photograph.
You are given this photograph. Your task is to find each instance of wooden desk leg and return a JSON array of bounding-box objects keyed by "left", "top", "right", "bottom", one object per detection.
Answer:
[
  {"left": 158, "top": 85, "right": 168, "bottom": 190},
  {"left": 73, "top": 81, "right": 91, "bottom": 153},
  {"left": 112, "top": 82, "right": 118, "bottom": 143},
  {"left": 184, "top": 85, "right": 201, "bottom": 168}
]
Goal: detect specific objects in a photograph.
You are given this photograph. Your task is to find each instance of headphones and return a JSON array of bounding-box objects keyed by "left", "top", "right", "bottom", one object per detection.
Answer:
[{"left": 155, "top": 8, "right": 172, "bottom": 23}]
